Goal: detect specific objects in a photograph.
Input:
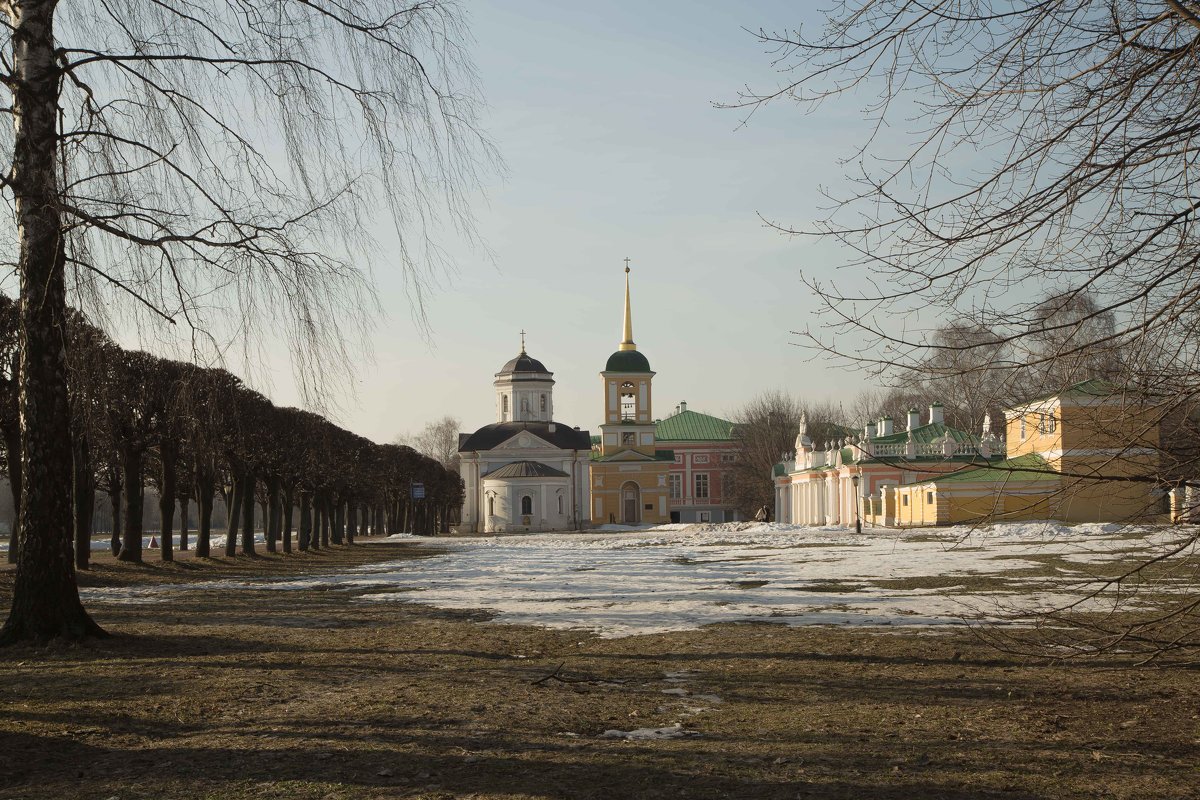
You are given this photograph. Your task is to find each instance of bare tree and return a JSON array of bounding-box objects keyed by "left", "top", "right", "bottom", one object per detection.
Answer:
[
  {"left": 730, "top": 2, "right": 1200, "bottom": 659},
  {"left": 727, "top": 391, "right": 846, "bottom": 518},
  {"left": 396, "top": 415, "right": 462, "bottom": 470},
  {"left": 1, "top": 0, "right": 497, "bottom": 643}
]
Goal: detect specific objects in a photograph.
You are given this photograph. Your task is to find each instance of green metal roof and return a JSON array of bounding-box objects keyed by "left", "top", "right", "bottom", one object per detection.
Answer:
[
  {"left": 871, "top": 421, "right": 980, "bottom": 447},
  {"left": 655, "top": 409, "right": 735, "bottom": 441},
  {"left": 1019, "top": 378, "right": 1118, "bottom": 406},
  {"left": 922, "top": 453, "right": 1059, "bottom": 485},
  {"left": 604, "top": 349, "right": 652, "bottom": 373}
]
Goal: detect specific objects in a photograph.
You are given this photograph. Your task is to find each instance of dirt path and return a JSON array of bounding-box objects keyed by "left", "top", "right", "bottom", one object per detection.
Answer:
[{"left": 1, "top": 538, "right": 1197, "bottom": 799}]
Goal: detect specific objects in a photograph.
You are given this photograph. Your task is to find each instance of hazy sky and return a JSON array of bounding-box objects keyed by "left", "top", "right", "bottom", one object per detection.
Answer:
[{"left": 281, "top": 1, "right": 869, "bottom": 442}]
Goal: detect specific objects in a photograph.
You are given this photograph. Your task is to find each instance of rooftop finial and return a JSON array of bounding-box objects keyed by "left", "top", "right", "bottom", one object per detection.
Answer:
[
  {"left": 619, "top": 258, "right": 636, "bottom": 351},
  {"left": 519, "top": 328, "right": 526, "bottom": 353}
]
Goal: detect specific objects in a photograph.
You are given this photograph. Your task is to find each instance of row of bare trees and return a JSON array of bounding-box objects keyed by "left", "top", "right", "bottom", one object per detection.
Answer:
[
  {"left": 1, "top": 0, "right": 494, "bottom": 646},
  {"left": 0, "top": 294, "right": 462, "bottom": 575}
]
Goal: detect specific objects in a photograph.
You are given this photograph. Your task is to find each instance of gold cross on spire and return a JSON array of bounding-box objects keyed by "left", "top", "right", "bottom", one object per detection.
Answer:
[
  {"left": 624, "top": 256, "right": 631, "bottom": 274},
  {"left": 519, "top": 328, "right": 526, "bottom": 353}
]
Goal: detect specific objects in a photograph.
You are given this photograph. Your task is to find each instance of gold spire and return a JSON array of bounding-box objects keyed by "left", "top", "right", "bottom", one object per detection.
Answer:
[{"left": 619, "top": 258, "right": 636, "bottom": 351}]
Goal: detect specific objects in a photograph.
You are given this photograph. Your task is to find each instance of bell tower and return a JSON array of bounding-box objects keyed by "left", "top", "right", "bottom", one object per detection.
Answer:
[
  {"left": 589, "top": 260, "right": 671, "bottom": 526},
  {"left": 599, "top": 262, "right": 656, "bottom": 456}
]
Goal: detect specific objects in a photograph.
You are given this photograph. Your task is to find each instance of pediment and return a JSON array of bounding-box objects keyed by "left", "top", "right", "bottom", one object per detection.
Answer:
[
  {"left": 491, "top": 431, "right": 559, "bottom": 451},
  {"left": 604, "top": 449, "right": 655, "bottom": 461}
]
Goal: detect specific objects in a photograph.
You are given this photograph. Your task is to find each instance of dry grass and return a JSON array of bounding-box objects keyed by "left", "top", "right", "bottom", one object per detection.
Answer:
[{"left": 0, "top": 538, "right": 1198, "bottom": 800}]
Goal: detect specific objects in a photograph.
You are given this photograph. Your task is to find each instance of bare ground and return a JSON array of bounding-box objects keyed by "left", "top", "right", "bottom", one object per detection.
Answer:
[{"left": 1, "top": 538, "right": 1198, "bottom": 800}]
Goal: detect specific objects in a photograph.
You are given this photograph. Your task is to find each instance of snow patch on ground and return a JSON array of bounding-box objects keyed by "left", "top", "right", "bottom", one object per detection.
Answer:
[
  {"left": 79, "top": 521, "right": 1200, "bottom": 638},
  {"left": 600, "top": 723, "right": 697, "bottom": 740}
]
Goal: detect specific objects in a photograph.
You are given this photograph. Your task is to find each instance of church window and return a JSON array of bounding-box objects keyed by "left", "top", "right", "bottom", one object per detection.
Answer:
[
  {"left": 521, "top": 495, "right": 533, "bottom": 515},
  {"left": 487, "top": 495, "right": 495, "bottom": 516},
  {"left": 1049, "top": 414, "right": 1057, "bottom": 433},
  {"left": 1020, "top": 417, "right": 1026, "bottom": 438},
  {"left": 695, "top": 473, "right": 709, "bottom": 499},
  {"left": 621, "top": 432, "right": 636, "bottom": 446},
  {"left": 502, "top": 395, "right": 508, "bottom": 414},
  {"left": 558, "top": 495, "right": 563, "bottom": 514},
  {"left": 1037, "top": 414, "right": 1046, "bottom": 434},
  {"left": 541, "top": 394, "right": 547, "bottom": 412},
  {"left": 668, "top": 474, "right": 682, "bottom": 499}
]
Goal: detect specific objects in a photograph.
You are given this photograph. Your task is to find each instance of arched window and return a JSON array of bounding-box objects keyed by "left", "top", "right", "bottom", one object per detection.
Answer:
[
  {"left": 557, "top": 494, "right": 563, "bottom": 514},
  {"left": 502, "top": 395, "right": 508, "bottom": 414},
  {"left": 487, "top": 495, "right": 495, "bottom": 516},
  {"left": 541, "top": 394, "right": 547, "bottom": 412},
  {"left": 521, "top": 495, "right": 533, "bottom": 515}
]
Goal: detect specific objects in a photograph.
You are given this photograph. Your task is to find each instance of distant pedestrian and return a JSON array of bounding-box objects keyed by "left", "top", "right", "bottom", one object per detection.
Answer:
[{"left": 754, "top": 505, "right": 770, "bottom": 523}]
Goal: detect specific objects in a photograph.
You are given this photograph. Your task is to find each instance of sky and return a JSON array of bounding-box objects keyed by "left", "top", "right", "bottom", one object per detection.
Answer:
[{"left": 269, "top": 1, "right": 872, "bottom": 442}]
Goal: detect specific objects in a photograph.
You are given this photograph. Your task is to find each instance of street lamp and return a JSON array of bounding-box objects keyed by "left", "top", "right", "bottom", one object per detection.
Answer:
[{"left": 851, "top": 474, "right": 862, "bottom": 535}]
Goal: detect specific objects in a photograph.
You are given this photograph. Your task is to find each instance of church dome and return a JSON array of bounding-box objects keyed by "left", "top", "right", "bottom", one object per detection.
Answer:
[
  {"left": 605, "top": 349, "right": 651, "bottom": 373},
  {"left": 497, "top": 351, "right": 551, "bottom": 376}
]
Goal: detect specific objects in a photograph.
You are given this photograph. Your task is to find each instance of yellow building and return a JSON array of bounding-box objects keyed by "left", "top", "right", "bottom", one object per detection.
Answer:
[
  {"left": 897, "top": 380, "right": 1165, "bottom": 526},
  {"left": 589, "top": 265, "right": 672, "bottom": 525}
]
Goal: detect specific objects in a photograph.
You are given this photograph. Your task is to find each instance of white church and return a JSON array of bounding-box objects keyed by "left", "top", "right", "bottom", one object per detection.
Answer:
[{"left": 456, "top": 340, "right": 592, "bottom": 533}]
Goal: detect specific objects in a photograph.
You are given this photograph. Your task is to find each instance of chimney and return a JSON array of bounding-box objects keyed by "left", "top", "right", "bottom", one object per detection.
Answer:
[
  {"left": 907, "top": 407, "right": 921, "bottom": 430},
  {"left": 880, "top": 416, "right": 894, "bottom": 436},
  {"left": 679, "top": 401, "right": 688, "bottom": 413},
  {"left": 928, "top": 403, "right": 944, "bottom": 425},
  {"left": 865, "top": 421, "right": 877, "bottom": 440}
]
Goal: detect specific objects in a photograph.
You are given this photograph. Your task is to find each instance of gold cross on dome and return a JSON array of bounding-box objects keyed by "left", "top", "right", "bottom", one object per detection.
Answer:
[
  {"left": 519, "top": 329, "right": 526, "bottom": 352},
  {"left": 624, "top": 256, "right": 631, "bottom": 273}
]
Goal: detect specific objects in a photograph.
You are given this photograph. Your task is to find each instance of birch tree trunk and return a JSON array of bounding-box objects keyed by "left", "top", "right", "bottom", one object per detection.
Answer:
[{"left": 0, "top": 0, "right": 104, "bottom": 641}]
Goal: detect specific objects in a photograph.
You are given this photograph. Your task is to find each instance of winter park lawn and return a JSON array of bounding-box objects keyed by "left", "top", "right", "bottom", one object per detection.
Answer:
[{"left": 0, "top": 523, "right": 1198, "bottom": 800}]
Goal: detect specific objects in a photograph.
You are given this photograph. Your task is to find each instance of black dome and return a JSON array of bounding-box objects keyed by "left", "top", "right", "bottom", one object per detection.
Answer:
[
  {"left": 497, "top": 351, "right": 551, "bottom": 376},
  {"left": 605, "top": 349, "right": 651, "bottom": 373}
]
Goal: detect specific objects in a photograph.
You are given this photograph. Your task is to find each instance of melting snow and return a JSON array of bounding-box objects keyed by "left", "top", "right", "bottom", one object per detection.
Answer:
[
  {"left": 601, "top": 723, "right": 696, "bottom": 740},
  {"left": 77, "top": 521, "right": 1200, "bottom": 638}
]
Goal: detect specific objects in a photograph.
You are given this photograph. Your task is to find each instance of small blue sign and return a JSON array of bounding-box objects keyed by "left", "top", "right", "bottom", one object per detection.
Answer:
[{"left": 411, "top": 482, "right": 426, "bottom": 499}]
